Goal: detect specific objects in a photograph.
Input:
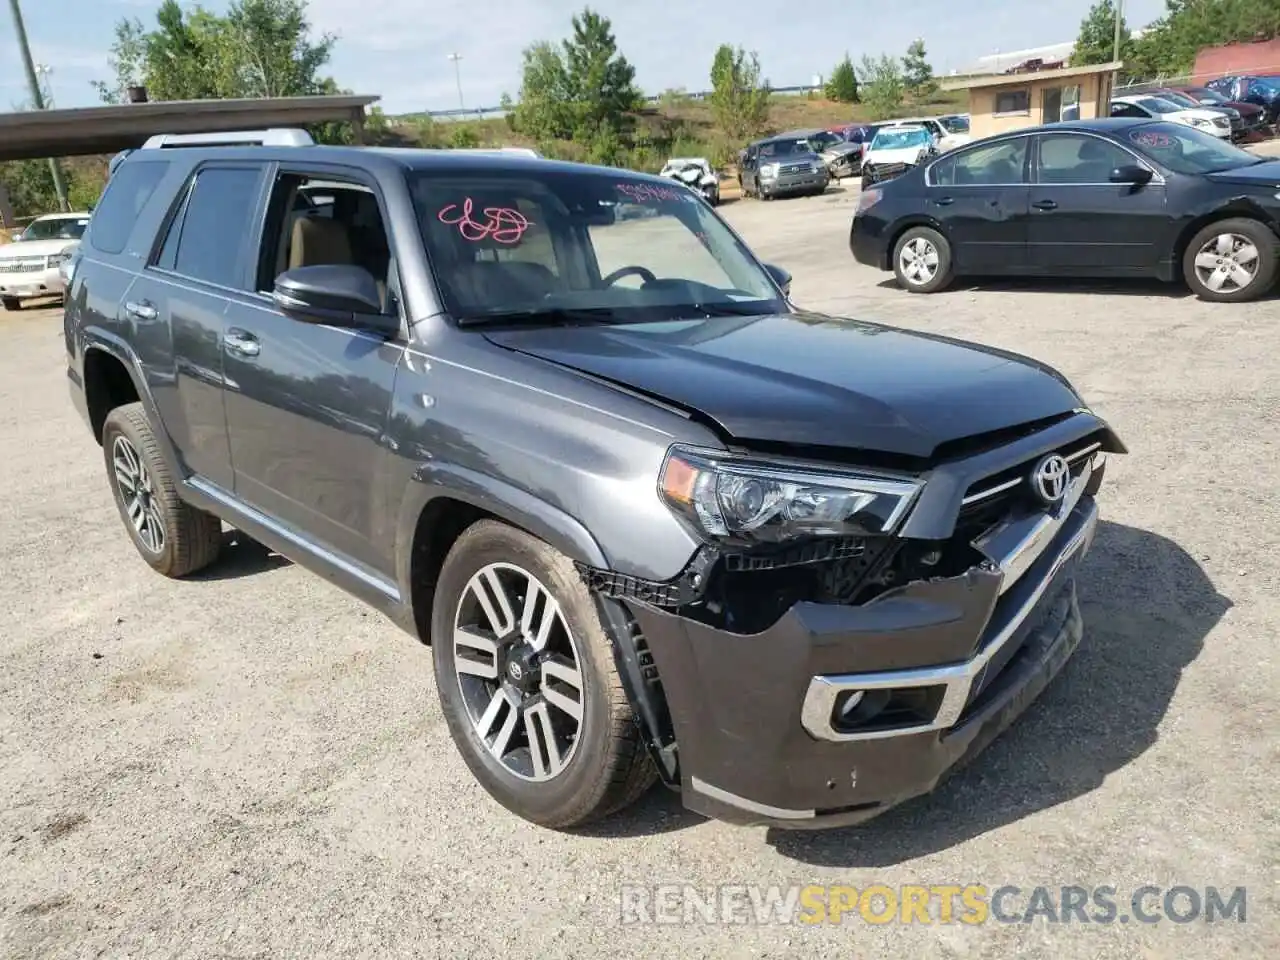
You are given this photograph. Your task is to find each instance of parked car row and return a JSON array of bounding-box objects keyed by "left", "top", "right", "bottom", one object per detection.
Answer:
[{"left": 850, "top": 116, "right": 1280, "bottom": 303}]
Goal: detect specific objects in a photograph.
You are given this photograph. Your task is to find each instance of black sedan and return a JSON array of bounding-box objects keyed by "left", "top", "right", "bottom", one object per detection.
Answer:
[{"left": 850, "top": 117, "right": 1280, "bottom": 302}]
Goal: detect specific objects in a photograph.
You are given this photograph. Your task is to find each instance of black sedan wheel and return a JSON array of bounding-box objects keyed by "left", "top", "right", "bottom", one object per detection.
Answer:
[
  {"left": 431, "top": 520, "right": 656, "bottom": 828},
  {"left": 1182, "top": 218, "right": 1278, "bottom": 302},
  {"left": 892, "top": 226, "right": 954, "bottom": 293}
]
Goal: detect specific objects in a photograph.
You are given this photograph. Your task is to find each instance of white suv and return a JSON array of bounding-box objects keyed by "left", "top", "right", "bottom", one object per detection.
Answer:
[{"left": 0, "top": 212, "right": 90, "bottom": 311}]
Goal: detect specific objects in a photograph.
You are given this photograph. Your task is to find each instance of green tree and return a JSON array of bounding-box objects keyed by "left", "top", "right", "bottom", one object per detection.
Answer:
[
  {"left": 901, "top": 39, "right": 938, "bottom": 100},
  {"left": 509, "top": 9, "right": 641, "bottom": 144},
  {"left": 1070, "top": 0, "right": 1131, "bottom": 66},
  {"left": 1125, "top": 0, "right": 1280, "bottom": 80},
  {"left": 824, "top": 53, "right": 859, "bottom": 102},
  {"left": 858, "top": 54, "right": 905, "bottom": 120},
  {"left": 93, "top": 0, "right": 335, "bottom": 102},
  {"left": 708, "top": 44, "right": 771, "bottom": 143}
]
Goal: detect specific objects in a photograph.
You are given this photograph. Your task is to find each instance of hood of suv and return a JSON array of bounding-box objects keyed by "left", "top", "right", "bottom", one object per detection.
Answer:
[
  {"left": 483, "top": 312, "right": 1083, "bottom": 458},
  {"left": 866, "top": 146, "right": 927, "bottom": 167},
  {"left": 0, "top": 238, "right": 78, "bottom": 260}
]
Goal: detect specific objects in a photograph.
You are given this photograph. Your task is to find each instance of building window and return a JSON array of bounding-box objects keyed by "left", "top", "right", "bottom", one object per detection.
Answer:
[
  {"left": 994, "top": 89, "right": 1030, "bottom": 115},
  {"left": 1043, "top": 84, "right": 1083, "bottom": 124}
]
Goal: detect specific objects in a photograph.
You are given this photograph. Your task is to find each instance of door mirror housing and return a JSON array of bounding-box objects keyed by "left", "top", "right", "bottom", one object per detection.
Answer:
[
  {"left": 763, "top": 262, "right": 792, "bottom": 296},
  {"left": 272, "top": 264, "right": 385, "bottom": 327},
  {"left": 1110, "top": 164, "right": 1154, "bottom": 185}
]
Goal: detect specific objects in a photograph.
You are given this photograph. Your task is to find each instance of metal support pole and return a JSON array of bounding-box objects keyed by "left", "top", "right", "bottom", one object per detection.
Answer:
[
  {"left": 448, "top": 52, "right": 465, "bottom": 111},
  {"left": 6, "top": 0, "right": 70, "bottom": 212},
  {"left": 1111, "top": 0, "right": 1125, "bottom": 93}
]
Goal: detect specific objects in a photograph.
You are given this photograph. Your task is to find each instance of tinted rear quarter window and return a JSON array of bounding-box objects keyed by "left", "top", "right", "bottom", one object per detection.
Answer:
[
  {"left": 88, "top": 160, "right": 170, "bottom": 255},
  {"left": 162, "top": 166, "right": 264, "bottom": 289}
]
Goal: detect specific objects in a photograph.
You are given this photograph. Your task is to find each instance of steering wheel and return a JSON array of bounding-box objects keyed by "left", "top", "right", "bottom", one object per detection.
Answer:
[{"left": 601, "top": 265, "right": 658, "bottom": 287}]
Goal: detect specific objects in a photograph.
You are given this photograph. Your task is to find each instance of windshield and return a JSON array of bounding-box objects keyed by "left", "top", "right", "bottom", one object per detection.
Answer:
[
  {"left": 939, "top": 116, "right": 969, "bottom": 133},
  {"left": 806, "top": 131, "right": 841, "bottom": 150},
  {"left": 1158, "top": 90, "right": 1201, "bottom": 109},
  {"left": 1135, "top": 96, "right": 1184, "bottom": 115},
  {"left": 1123, "top": 122, "right": 1261, "bottom": 175},
  {"left": 760, "top": 139, "right": 811, "bottom": 158},
  {"left": 871, "top": 128, "right": 930, "bottom": 150},
  {"left": 408, "top": 169, "right": 785, "bottom": 324},
  {"left": 1186, "top": 88, "right": 1226, "bottom": 104},
  {"left": 20, "top": 216, "right": 88, "bottom": 242}
]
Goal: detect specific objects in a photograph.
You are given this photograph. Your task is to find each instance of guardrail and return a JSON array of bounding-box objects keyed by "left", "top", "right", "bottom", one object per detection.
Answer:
[{"left": 420, "top": 84, "right": 827, "bottom": 120}]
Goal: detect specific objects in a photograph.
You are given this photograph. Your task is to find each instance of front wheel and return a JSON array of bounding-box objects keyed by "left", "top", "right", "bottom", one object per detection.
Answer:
[
  {"left": 892, "top": 226, "right": 954, "bottom": 293},
  {"left": 1, "top": 296, "right": 19, "bottom": 311},
  {"left": 431, "top": 520, "right": 656, "bottom": 828},
  {"left": 1182, "top": 218, "right": 1278, "bottom": 302}
]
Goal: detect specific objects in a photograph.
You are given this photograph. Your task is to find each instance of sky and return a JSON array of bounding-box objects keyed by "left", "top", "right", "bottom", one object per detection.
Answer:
[{"left": 2, "top": 0, "right": 1168, "bottom": 116}]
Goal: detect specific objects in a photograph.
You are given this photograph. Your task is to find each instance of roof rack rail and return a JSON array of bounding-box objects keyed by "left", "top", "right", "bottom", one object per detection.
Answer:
[
  {"left": 139, "top": 128, "right": 315, "bottom": 149},
  {"left": 447, "top": 146, "right": 544, "bottom": 159}
]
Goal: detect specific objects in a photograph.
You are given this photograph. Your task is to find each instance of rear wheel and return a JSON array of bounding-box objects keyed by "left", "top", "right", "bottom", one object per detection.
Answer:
[
  {"left": 431, "top": 520, "right": 656, "bottom": 828},
  {"left": 101, "top": 402, "right": 222, "bottom": 577},
  {"left": 1182, "top": 218, "right": 1278, "bottom": 302},
  {"left": 892, "top": 226, "right": 954, "bottom": 294}
]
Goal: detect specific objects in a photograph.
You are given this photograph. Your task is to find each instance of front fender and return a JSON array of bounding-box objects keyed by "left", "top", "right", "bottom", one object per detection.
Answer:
[{"left": 392, "top": 460, "right": 609, "bottom": 605}]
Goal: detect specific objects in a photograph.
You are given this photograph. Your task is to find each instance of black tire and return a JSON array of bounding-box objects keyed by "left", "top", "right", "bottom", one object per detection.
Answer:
[
  {"left": 892, "top": 225, "right": 954, "bottom": 294},
  {"left": 431, "top": 520, "right": 656, "bottom": 828},
  {"left": 1, "top": 297, "right": 19, "bottom": 311},
  {"left": 1181, "top": 217, "right": 1279, "bottom": 303},
  {"left": 101, "top": 402, "right": 222, "bottom": 578}
]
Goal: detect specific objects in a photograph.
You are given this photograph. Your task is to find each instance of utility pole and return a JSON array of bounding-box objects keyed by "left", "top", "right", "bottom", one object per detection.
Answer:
[
  {"left": 448, "top": 52, "right": 466, "bottom": 112},
  {"left": 1111, "top": 0, "right": 1125, "bottom": 96},
  {"left": 6, "top": 0, "right": 70, "bottom": 212}
]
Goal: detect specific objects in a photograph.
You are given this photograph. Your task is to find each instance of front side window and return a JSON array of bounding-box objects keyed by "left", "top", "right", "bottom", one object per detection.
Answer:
[
  {"left": 1122, "top": 121, "right": 1261, "bottom": 175},
  {"left": 760, "top": 140, "right": 809, "bottom": 158},
  {"left": 408, "top": 169, "right": 784, "bottom": 323},
  {"left": 930, "top": 137, "right": 1028, "bottom": 186},
  {"left": 1036, "top": 135, "right": 1136, "bottom": 184},
  {"left": 160, "top": 166, "right": 264, "bottom": 289}
]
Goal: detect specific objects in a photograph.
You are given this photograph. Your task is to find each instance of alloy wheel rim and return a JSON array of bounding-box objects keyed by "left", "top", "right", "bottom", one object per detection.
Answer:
[
  {"left": 1193, "top": 233, "right": 1259, "bottom": 292},
  {"left": 452, "top": 562, "right": 585, "bottom": 782},
  {"left": 111, "top": 435, "right": 165, "bottom": 554},
  {"left": 900, "top": 237, "right": 940, "bottom": 284}
]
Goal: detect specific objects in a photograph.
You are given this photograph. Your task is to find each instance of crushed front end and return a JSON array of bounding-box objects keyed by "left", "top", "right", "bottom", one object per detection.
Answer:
[{"left": 583, "top": 410, "right": 1125, "bottom": 828}]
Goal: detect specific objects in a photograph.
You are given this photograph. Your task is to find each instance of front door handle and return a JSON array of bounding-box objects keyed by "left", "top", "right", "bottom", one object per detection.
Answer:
[
  {"left": 124, "top": 300, "right": 157, "bottom": 321},
  {"left": 1032, "top": 199, "right": 1059, "bottom": 211},
  {"left": 932, "top": 196, "right": 955, "bottom": 206},
  {"left": 224, "top": 329, "right": 260, "bottom": 358}
]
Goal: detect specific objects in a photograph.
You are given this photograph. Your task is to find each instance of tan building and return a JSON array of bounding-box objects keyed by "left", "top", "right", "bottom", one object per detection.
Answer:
[{"left": 942, "top": 62, "right": 1123, "bottom": 140}]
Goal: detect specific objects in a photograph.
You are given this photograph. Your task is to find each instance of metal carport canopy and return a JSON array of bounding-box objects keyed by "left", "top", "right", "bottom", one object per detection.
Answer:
[{"left": 0, "top": 94, "right": 380, "bottom": 161}]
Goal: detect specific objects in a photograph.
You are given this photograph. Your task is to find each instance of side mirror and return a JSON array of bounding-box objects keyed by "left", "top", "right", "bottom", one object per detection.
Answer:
[
  {"left": 1110, "top": 164, "right": 1154, "bottom": 185},
  {"left": 764, "top": 262, "right": 792, "bottom": 296},
  {"left": 272, "top": 264, "right": 385, "bottom": 326}
]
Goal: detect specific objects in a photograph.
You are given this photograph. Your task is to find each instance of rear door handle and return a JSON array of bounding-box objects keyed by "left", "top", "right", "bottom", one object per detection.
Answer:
[
  {"left": 124, "top": 300, "right": 157, "bottom": 321},
  {"left": 1032, "top": 199, "right": 1059, "bottom": 211},
  {"left": 224, "top": 329, "right": 260, "bottom": 358}
]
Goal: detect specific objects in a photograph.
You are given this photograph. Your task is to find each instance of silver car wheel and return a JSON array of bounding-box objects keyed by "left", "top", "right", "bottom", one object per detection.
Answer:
[
  {"left": 112, "top": 435, "right": 165, "bottom": 554},
  {"left": 899, "top": 237, "right": 940, "bottom": 285},
  {"left": 453, "top": 562, "right": 585, "bottom": 783},
  {"left": 1193, "top": 232, "right": 1260, "bottom": 292}
]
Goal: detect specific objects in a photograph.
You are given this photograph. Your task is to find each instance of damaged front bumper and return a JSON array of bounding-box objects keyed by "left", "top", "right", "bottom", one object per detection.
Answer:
[{"left": 623, "top": 465, "right": 1101, "bottom": 829}]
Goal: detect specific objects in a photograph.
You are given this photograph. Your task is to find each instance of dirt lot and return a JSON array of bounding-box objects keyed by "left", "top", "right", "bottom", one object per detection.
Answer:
[{"left": 1, "top": 190, "right": 1277, "bottom": 959}]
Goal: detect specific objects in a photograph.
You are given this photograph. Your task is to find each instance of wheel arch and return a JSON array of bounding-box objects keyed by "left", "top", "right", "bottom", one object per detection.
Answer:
[
  {"left": 884, "top": 216, "right": 947, "bottom": 271},
  {"left": 396, "top": 465, "right": 609, "bottom": 644},
  {"left": 1171, "top": 201, "right": 1280, "bottom": 280},
  {"left": 83, "top": 344, "right": 143, "bottom": 444}
]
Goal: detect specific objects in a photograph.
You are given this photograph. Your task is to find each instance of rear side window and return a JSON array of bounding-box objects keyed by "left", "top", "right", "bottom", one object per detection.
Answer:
[
  {"left": 159, "top": 166, "right": 264, "bottom": 289},
  {"left": 88, "top": 160, "right": 169, "bottom": 254}
]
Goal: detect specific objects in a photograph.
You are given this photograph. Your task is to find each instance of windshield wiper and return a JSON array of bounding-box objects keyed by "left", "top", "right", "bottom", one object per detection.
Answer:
[{"left": 456, "top": 307, "right": 621, "bottom": 328}]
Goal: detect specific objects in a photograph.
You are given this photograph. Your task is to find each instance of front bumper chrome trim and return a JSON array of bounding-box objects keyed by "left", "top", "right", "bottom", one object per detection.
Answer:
[
  {"left": 800, "top": 497, "right": 1098, "bottom": 743},
  {"left": 689, "top": 776, "right": 816, "bottom": 820}
]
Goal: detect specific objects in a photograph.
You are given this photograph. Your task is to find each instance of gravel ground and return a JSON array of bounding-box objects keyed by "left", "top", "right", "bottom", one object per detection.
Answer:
[{"left": 0, "top": 188, "right": 1276, "bottom": 959}]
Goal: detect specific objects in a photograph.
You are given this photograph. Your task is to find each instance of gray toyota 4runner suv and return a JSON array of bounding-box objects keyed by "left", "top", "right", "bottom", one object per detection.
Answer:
[{"left": 66, "top": 131, "right": 1125, "bottom": 830}]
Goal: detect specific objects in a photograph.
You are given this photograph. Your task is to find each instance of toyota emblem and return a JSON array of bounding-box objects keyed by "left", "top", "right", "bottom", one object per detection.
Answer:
[{"left": 1030, "top": 454, "right": 1070, "bottom": 505}]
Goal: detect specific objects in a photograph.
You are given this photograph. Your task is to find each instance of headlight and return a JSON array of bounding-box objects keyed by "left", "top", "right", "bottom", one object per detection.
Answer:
[
  {"left": 759, "top": 162, "right": 779, "bottom": 178},
  {"left": 1188, "top": 117, "right": 1209, "bottom": 126},
  {"left": 658, "top": 445, "right": 921, "bottom": 545},
  {"left": 47, "top": 252, "right": 72, "bottom": 267}
]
